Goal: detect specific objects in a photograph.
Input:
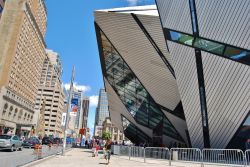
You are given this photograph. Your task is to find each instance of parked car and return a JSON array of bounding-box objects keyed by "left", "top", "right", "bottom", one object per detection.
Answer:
[
  {"left": 42, "top": 137, "right": 52, "bottom": 145},
  {"left": 22, "top": 137, "right": 41, "bottom": 148},
  {"left": 0, "top": 135, "right": 23, "bottom": 152},
  {"left": 53, "top": 137, "right": 62, "bottom": 144}
]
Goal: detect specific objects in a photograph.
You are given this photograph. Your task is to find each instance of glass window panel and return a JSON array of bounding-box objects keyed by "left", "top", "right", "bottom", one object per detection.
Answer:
[
  {"left": 125, "top": 84, "right": 136, "bottom": 93},
  {"left": 224, "top": 46, "right": 250, "bottom": 61},
  {"left": 112, "top": 53, "right": 120, "bottom": 62},
  {"left": 194, "top": 38, "right": 225, "bottom": 55},
  {"left": 124, "top": 89, "right": 136, "bottom": 99},
  {"left": 123, "top": 73, "right": 135, "bottom": 84},
  {"left": 169, "top": 31, "right": 194, "bottom": 46},
  {"left": 137, "top": 101, "right": 148, "bottom": 113},
  {"left": 101, "top": 31, "right": 183, "bottom": 143}
]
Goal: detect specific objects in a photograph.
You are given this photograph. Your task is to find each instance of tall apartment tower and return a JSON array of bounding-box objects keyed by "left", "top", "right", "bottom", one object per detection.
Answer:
[
  {"left": 35, "top": 49, "right": 65, "bottom": 137},
  {"left": 0, "top": 0, "right": 47, "bottom": 136},
  {"left": 94, "top": 88, "right": 109, "bottom": 137}
]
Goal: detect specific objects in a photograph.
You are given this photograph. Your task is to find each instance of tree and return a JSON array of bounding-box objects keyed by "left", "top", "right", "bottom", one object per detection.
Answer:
[{"left": 102, "top": 131, "right": 111, "bottom": 140}]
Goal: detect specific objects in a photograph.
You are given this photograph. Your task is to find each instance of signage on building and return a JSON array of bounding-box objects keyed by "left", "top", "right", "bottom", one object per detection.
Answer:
[{"left": 70, "top": 98, "right": 78, "bottom": 116}]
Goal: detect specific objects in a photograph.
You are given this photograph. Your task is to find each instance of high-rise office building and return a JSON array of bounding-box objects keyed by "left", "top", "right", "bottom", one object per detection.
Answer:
[
  {"left": 68, "top": 89, "right": 82, "bottom": 136},
  {"left": 0, "top": 0, "right": 47, "bottom": 136},
  {"left": 81, "top": 96, "right": 89, "bottom": 132},
  {"left": 35, "top": 49, "right": 65, "bottom": 137},
  {"left": 95, "top": 2, "right": 250, "bottom": 150},
  {"left": 94, "top": 89, "right": 109, "bottom": 137}
]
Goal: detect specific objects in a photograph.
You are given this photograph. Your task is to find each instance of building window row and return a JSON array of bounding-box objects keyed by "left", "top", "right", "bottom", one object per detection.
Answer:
[{"left": 166, "top": 29, "right": 250, "bottom": 65}]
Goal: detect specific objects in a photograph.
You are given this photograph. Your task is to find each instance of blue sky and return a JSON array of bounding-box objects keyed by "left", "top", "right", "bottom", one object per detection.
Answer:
[{"left": 45, "top": 0, "right": 155, "bottom": 136}]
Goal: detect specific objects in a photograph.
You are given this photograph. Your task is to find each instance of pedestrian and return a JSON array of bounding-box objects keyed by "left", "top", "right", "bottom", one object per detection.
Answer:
[
  {"left": 7, "top": 130, "right": 12, "bottom": 135},
  {"left": 85, "top": 140, "right": 88, "bottom": 149},
  {"left": 92, "top": 141, "right": 98, "bottom": 157},
  {"left": 104, "top": 139, "right": 112, "bottom": 165},
  {"left": 95, "top": 143, "right": 99, "bottom": 157}
]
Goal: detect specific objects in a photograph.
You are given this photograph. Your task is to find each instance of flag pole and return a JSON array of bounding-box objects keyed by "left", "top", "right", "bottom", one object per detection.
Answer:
[{"left": 62, "top": 66, "right": 75, "bottom": 156}]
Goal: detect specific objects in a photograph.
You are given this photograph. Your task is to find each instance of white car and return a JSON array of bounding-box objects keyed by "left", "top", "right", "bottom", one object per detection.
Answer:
[{"left": 0, "top": 135, "right": 23, "bottom": 152}]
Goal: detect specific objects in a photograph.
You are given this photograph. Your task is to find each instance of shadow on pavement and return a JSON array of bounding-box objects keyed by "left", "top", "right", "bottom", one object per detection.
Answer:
[{"left": 99, "top": 162, "right": 108, "bottom": 165}]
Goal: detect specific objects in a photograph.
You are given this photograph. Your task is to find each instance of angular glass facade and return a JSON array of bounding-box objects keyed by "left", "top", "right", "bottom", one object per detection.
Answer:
[
  {"left": 227, "top": 114, "right": 250, "bottom": 150},
  {"left": 121, "top": 115, "right": 151, "bottom": 145},
  {"left": 99, "top": 30, "right": 184, "bottom": 142},
  {"left": 166, "top": 29, "right": 250, "bottom": 65}
]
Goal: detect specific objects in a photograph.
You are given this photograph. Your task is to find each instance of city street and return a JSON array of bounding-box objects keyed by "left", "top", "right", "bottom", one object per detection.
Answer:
[{"left": 0, "top": 145, "right": 64, "bottom": 167}]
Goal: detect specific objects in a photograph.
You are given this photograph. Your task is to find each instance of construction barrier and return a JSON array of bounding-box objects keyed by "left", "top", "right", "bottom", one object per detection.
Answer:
[
  {"left": 245, "top": 149, "right": 250, "bottom": 166},
  {"left": 170, "top": 148, "right": 202, "bottom": 166},
  {"left": 144, "top": 147, "right": 169, "bottom": 163},
  {"left": 129, "top": 146, "right": 144, "bottom": 162},
  {"left": 202, "top": 149, "right": 245, "bottom": 167},
  {"left": 112, "top": 145, "right": 250, "bottom": 166}
]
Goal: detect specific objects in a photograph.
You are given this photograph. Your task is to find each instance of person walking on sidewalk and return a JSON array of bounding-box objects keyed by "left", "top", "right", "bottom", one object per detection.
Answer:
[{"left": 104, "top": 139, "right": 112, "bottom": 165}]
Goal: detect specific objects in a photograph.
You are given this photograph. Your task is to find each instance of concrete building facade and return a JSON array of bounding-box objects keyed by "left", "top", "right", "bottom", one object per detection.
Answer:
[
  {"left": 0, "top": 0, "right": 47, "bottom": 137},
  {"left": 35, "top": 49, "right": 65, "bottom": 137},
  {"left": 102, "top": 117, "right": 125, "bottom": 144}
]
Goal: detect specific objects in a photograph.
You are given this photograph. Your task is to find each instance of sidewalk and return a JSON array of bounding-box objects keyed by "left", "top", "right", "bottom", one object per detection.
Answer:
[{"left": 26, "top": 148, "right": 170, "bottom": 167}]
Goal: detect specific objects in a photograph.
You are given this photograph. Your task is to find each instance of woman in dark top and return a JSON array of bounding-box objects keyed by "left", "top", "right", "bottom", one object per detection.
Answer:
[{"left": 104, "top": 139, "right": 112, "bottom": 165}]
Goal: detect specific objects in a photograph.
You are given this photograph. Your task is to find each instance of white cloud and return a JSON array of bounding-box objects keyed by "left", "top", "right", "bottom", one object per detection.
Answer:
[
  {"left": 89, "top": 95, "right": 99, "bottom": 107},
  {"left": 63, "top": 82, "right": 91, "bottom": 93}
]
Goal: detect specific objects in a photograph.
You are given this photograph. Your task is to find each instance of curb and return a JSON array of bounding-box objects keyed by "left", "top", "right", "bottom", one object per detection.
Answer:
[{"left": 21, "top": 148, "right": 73, "bottom": 167}]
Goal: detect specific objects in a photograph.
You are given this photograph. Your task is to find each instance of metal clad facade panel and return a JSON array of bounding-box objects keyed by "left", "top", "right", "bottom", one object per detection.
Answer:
[
  {"left": 202, "top": 52, "right": 250, "bottom": 148},
  {"left": 163, "top": 110, "right": 189, "bottom": 144},
  {"left": 137, "top": 14, "right": 174, "bottom": 66},
  {"left": 156, "top": 0, "right": 193, "bottom": 34},
  {"left": 105, "top": 78, "right": 152, "bottom": 136},
  {"left": 168, "top": 41, "right": 204, "bottom": 148},
  {"left": 196, "top": 0, "right": 250, "bottom": 49},
  {"left": 95, "top": 11, "right": 180, "bottom": 110}
]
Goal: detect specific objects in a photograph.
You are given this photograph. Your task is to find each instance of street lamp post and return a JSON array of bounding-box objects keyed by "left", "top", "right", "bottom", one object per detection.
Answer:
[{"left": 62, "top": 66, "right": 75, "bottom": 156}]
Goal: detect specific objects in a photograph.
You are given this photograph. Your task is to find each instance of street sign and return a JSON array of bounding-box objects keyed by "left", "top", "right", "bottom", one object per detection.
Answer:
[{"left": 79, "top": 128, "right": 84, "bottom": 135}]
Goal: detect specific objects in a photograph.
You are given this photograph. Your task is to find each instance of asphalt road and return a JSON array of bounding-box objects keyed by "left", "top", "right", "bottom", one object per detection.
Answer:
[{"left": 0, "top": 145, "right": 64, "bottom": 167}]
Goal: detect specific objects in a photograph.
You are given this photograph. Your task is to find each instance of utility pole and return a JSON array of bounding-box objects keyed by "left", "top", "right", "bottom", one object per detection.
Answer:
[{"left": 62, "top": 66, "right": 75, "bottom": 156}]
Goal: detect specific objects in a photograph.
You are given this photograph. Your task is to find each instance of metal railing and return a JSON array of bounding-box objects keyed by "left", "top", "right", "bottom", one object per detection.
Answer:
[
  {"left": 129, "top": 146, "right": 144, "bottom": 161},
  {"left": 170, "top": 148, "right": 202, "bottom": 166},
  {"left": 113, "top": 145, "right": 130, "bottom": 159},
  {"left": 112, "top": 145, "right": 250, "bottom": 166},
  {"left": 202, "top": 149, "right": 245, "bottom": 167},
  {"left": 246, "top": 150, "right": 250, "bottom": 166},
  {"left": 144, "top": 147, "right": 169, "bottom": 163}
]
